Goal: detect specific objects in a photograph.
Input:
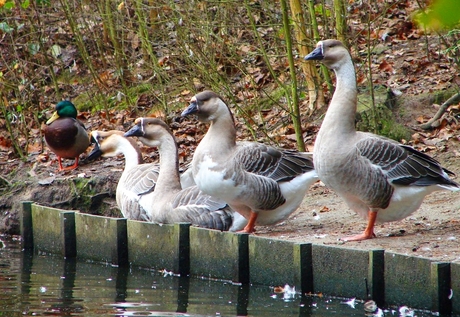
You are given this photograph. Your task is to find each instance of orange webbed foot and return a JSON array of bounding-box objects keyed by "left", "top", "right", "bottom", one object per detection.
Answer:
[
  {"left": 237, "top": 227, "right": 257, "bottom": 234},
  {"left": 340, "top": 210, "right": 377, "bottom": 242},
  {"left": 340, "top": 231, "right": 376, "bottom": 242},
  {"left": 57, "top": 157, "right": 79, "bottom": 171},
  {"left": 237, "top": 211, "right": 258, "bottom": 234}
]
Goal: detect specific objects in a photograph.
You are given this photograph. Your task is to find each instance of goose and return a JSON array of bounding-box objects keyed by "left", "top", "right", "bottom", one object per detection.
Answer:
[
  {"left": 304, "top": 39, "right": 460, "bottom": 241},
  {"left": 44, "top": 101, "right": 89, "bottom": 171},
  {"left": 124, "top": 118, "right": 236, "bottom": 231},
  {"left": 181, "top": 91, "right": 318, "bottom": 233},
  {"left": 87, "top": 130, "right": 156, "bottom": 220},
  {"left": 87, "top": 130, "right": 196, "bottom": 221}
]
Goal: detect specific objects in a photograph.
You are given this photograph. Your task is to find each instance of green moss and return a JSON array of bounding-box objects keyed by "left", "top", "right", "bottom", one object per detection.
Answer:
[
  {"left": 67, "top": 177, "right": 107, "bottom": 215},
  {"left": 56, "top": 69, "right": 80, "bottom": 85},
  {"left": 432, "top": 90, "right": 454, "bottom": 105},
  {"left": 357, "top": 85, "right": 389, "bottom": 113},
  {"left": 379, "top": 117, "right": 412, "bottom": 141},
  {"left": 73, "top": 93, "right": 107, "bottom": 112},
  {"left": 355, "top": 86, "right": 411, "bottom": 142},
  {"left": 356, "top": 104, "right": 411, "bottom": 142},
  {"left": 72, "top": 177, "right": 91, "bottom": 191}
]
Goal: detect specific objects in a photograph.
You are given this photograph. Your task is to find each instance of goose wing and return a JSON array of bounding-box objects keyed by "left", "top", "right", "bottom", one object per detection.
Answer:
[
  {"left": 356, "top": 137, "right": 458, "bottom": 187},
  {"left": 235, "top": 141, "right": 314, "bottom": 182},
  {"left": 124, "top": 163, "right": 160, "bottom": 196},
  {"left": 171, "top": 186, "right": 234, "bottom": 231}
]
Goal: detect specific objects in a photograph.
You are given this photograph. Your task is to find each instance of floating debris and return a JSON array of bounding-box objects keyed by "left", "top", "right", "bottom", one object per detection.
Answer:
[
  {"left": 399, "top": 306, "right": 415, "bottom": 317},
  {"left": 272, "top": 284, "right": 297, "bottom": 301},
  {"left": 159, "top": 269, "right": 175, "bottom": 277},
  {"left": 341, "top": 297, "right": 356, "bottom": 309},
  {"left": 364, "top": 300, "right": 384, "bottom": 317},
  {"left": 282, "top": 284, "right": 296, "bottom": 301}
]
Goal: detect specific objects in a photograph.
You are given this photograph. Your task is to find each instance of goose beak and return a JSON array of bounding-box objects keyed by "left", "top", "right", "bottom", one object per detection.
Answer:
[
  {"left": 181, "top": 101, "right": 198, "bottom": 117},
  {"left": 124, "top": 123, "right": 144, "bottom": 138},
  {"left": 89, "top": 132, "right": 99, "bottom": 145},
  {"left": 304, "top": 46, "right": 324, "bottom": 61},
  {"left": 86, "top": 142, "right": 103, "bottom": 161}
]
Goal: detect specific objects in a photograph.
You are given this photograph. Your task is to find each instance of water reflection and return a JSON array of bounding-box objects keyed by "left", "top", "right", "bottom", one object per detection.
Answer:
[
  {"left": 115, "top": 265, "right": 129, "bottom": 303},
  {"left": 0, "top": 236, "right": 434, "bottom": 317},
  {"left": 19, "top": 250, "right": 83, "bottom": 315}
]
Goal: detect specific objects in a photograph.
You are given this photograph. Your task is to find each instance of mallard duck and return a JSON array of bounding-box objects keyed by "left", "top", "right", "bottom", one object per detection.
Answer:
[
  {"left": 124, "top": 118, "right": 235, "bottom": 230},
  {"left": 304, "top": 39, "right": 460, "bottom": 241},
  {"left": 87, "top": 130, "right": 195, "bottom": 220},
  {"left": 44, "top": 101, "right": 89, "bottom": 171},
  {"left": 181, "top": 91, "right": 318, "bottom": 233}
]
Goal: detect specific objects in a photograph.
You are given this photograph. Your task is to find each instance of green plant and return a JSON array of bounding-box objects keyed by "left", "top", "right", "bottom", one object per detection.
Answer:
[
  {"left": 355, "top": 104, "right": 411, "bottom": 142},
  {"left": 442, "top": 29, "right": 460, "bottom": 67}
]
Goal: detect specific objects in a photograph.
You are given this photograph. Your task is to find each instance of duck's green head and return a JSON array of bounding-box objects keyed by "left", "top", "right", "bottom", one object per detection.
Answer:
[{"left": 46, "top": 101, "right": 78, "bottom": 124}]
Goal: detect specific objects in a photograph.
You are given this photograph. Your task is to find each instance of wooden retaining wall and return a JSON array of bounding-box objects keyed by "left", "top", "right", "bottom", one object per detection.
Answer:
[{"left": 20, "top": 201, "right": 455, "bottom": 314}]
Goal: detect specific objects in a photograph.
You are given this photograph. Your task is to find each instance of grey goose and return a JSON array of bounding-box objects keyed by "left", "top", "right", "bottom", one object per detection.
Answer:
[
  {"left": 88, "top": 130, "right": 195, "bottom": 222},
  {"left": 304, "top": 39, "right": 460, "bottom": 241},
  {"left": 124, "top": 118, "right": 238, "bottom": 231},
  {"left": 181, "top": 91, "right": 318, "bottom": 233}
]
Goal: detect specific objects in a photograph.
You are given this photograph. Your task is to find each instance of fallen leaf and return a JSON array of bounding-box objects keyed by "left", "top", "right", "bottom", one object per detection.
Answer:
[{"left": 378, "top": 60, "right": 394, "bottom": 73}]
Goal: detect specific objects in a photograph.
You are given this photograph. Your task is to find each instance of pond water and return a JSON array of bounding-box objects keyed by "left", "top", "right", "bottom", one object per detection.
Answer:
[{"left": 0, "top": 236, "right": 436, "bottom": 317}]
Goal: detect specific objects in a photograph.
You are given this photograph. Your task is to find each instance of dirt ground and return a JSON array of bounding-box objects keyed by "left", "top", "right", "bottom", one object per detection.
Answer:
[
  {"left": 257, "top": 181, "right": 460, "bottom": 263},
  {"left": 2, "top": 86, "right": 460, "bottom": 263}
]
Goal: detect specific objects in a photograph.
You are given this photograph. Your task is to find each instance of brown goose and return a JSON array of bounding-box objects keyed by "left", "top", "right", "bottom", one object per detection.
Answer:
[
  {"left": 304, "top": 39, "right": 460, "bottom": 241},
  {"left": 181, "top": 91, "right": 318, "bottom": 233},
  {"left": 124, "top": 118, "right": 235, "bottom": 231}
]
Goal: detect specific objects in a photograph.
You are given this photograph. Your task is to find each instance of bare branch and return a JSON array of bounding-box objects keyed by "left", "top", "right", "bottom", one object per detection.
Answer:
[{"left": 419, "top": 92, "right": 460, "bottom": 130}]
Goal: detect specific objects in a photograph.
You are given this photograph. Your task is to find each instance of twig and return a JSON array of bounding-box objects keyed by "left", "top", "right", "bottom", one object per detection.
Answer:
[
  {"left": 0, "top": 174, "right": 12, "bottom": 187},
  {"left": 420, "top": 92, "right": 460, "bottom": 130}
]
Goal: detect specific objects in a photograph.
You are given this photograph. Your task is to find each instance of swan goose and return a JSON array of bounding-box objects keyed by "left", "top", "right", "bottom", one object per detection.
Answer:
[
  {"left": 124, "top": 118, "right": 235, "bottom": 231},
  {"left": 304, "top": 39, "right": 460, "bottom": 241},
  {"left": 88, "top": 130, "right": 159, "bottom": 220},
  {"left": 181, "top": 90, "right": 318, "bottom": 233},
  {"left": 88, "top": 130, "right": 195, "bottom": 221}
]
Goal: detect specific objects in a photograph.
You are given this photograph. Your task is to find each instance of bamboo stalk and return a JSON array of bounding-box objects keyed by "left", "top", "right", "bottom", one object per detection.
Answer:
[
  {"left": 281, "top": 0, "right": 305, "bottom": 151},
  {"left": 289, "top": 0, "right": 325, "bottom": 114}
]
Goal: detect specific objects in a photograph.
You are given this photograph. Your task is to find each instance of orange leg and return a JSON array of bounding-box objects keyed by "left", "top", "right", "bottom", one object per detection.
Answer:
[
  {"left": 239, "top": 211, "right": 258, "bottom": 234},
  {"left": 341, "top": 210, "right": 377, "bottom": 242},
  {"left": 58, "top": 157, "right": 80, "bottom": 171},
  {"left": 57, "top": 157, "right": 64, "bottom": 171}
]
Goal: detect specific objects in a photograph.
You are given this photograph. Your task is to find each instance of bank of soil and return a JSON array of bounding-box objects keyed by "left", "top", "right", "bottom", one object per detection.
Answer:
[{"left": 2, "top": 94, "right": 460, "bottom": 263}]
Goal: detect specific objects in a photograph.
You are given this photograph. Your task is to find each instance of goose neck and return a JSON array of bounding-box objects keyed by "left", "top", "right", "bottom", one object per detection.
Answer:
[
  {"left": 120, "top": 139, "right": 142, "bottom": 171},
  {"left": 156, "top": 135, "right": 182, "bottom": 192},
  {"left": 320, "top": 60, "right": 358, "bottom": 135},
  {"left": 203, "top": 116, "right": 237, "bottom": 150}
]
